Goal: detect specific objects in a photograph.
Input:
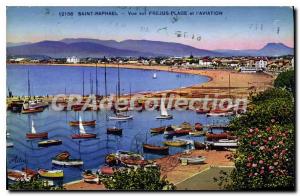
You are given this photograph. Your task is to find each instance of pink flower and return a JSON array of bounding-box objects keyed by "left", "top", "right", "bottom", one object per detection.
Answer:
[
  {"left": 268, "top": 136, "right": 273, "bottom": 141},
  {"left": 246, "top": 162, "right": 251, "bottom": 167},
  {"left": 260, "top": 170, "right": 264, "bottom": 174},
  {"left": 251, "top": 141, "right": 257, "bottom": 146},
  {"left": 255, "top": 128, "right": 259, "bottom": 132},
  {"left": 259, "top": 160, "right": 264, "bottom": 164},
  {"left": 271, "top": 119, "right": 275, "bottom": 123},
  {"left": 269, "top": 166, "right": 274, "bottom": 170},
  {"left": 252, "top": 163, "right": 257, "bottom": 168},
  {"left": 279, "top": 141, "right": 284, "bottom": 145},
  {"left": 261, "top": 167, "right": 265, "bottom": 170},
  {"left": 273, "top": 154, "right": 279, "bottom": 158},
  {"left": 249, "top": 128, "right": 254, "bottom": 133},
  {"left": 254, "top": 173, "right": 258, "bottom": 176},
  {"left": 247, "top": 156, "right": 254, "bottom": 161},
  {"left": 266, "top": 127, "right": 271, "bottom": 132},
  {"left": 259, "top": 146, "right": 265, "bottom": 150},
  {"left": 270, "top": 170, "right": 274, "bottom": 174}
]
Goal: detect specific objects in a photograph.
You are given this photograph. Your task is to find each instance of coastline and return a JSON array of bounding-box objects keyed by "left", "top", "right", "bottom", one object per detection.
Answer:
[{"left": 7, "top": 63, "right": 274, "bottom": 99}]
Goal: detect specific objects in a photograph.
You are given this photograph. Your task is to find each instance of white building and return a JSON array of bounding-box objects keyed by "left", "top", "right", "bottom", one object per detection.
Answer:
[
  {"left": 199, "top": 59, "right": 212, "bottom": 67},
  {"left": 66, "top": 56, "right": 80, "bottom": 64},
  {"left": 255, "top": 59, "right": 268, "bottom": 69}
]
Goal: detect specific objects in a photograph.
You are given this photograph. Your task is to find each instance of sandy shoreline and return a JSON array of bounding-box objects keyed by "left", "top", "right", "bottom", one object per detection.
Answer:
[{"left": 8, "top": 63, "right": 274, "bottom": 99}]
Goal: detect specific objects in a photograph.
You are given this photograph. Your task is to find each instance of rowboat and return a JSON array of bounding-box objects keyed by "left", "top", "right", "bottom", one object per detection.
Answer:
[
  {"left": 69, "top": 120, "right": 96, "bottom": 127},
  {"left": 38, "top": 139, "right": 62, "bottom": 147},
  {"left": 143, "top": 144, "right": 169, "bottom": 154},
  {"left": 38, "top": 169, "right": 64, "bottom": 178},
  {"left": 194, "top": 123, "right": 203, "bottom": 131},
  {"left": 52, "top": 159, "right": 84, "bottom": 166},
  {"left": 194, "top": 141, "right": 207, "bottom": 150},
  {"left": 7, "top": 169, "right": 31, "bottom": 182},
  {"left": 21, "top": 107, "right": 44, "bottom": 114},
  {"left": 82, "top": 170, "right": 98, "bottom": 183},
  {"left": 120, "top": 157, "right": 151, "bottom": 167},
  {"left": 108, "top": 114, "right": 133, "bottom": 121},
  {"left": 71, "top": 115, "right": 97, "bottom": 139},
  {"left": 6, "top": 142, "right": 14, "bottom": 148},
  {"left": 179, "top": 156, "right": 206, "bottom": 164},
  {"left": 174, "top": 129, "right": 192, "bottom": 135},
  {"left": 55, "top": 151, "right": 70, "bottom": 161},
  {"left": 150, "top": 126, "right": 166, "bottom": 134},
  {"left": 107, "top": 127, "right": 123, "bottom": 135},
  {"left": 207, "top": 141, "right": 238, "bottom": 148},
  {"left": 189, "top": 131, "right": 207, "bottom": 137},
  {"left": 206, "top": 133, "right": 229, "bottom": 141},
  {"left": 164, "top": 140, "right": 187, "bottom": 147},
  {"left": 99, "top": 166, "right": 115, "bottom": 176},
  {"left": 26, "top": 120, "right": 48, "bottom": 139},
  {"left": 218, "top": 139, "right": 238, "bottom": 143},
  {"left": 206, "top": 111, "right": 234, "bottom": 117}
]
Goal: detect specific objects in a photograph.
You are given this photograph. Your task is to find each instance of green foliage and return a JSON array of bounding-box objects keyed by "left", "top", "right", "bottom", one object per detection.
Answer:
[
  {"left": 274, "top": 70, "right": 295, "bottom": 97},
  {"left": 219, "top": 87, "right": 295, "bottom": 190},
  {"left": 101, "top": 167, "right": 175, "bottom": 191},
  {"left": 8, "top": 178, "right": 64, "bottom": 191}
]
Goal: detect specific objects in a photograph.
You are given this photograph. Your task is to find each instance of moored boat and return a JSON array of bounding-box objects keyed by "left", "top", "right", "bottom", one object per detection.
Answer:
[
  {"left": 7, "top": 169, "right": 31, "bottom": 182},
  {"left": 189, "top": 130, "right": 207, "bottom": 137},
  {"left": 107, "top": 127, "right": 123, "bottom": 135},
  {"left": 71, "top": 115, "right": 97, "bottom": 139},
  {"left": 38, "top": 169, "right": 64, "bottom": 178},
  {"left": 26, "top": 120, "right": 48, "bottom": 139},
  {"left": 52, "top": 158, "right": 84, "bottom": 166},
  {"left": 108, "top": 114, "right": 133, "bottom": 121},
  {"left": 82, "top": 170, "right": 98, "bottom": 183},
  {"left": 6, "top": 142, "right": 14, "bottom": 148},
  {"left": 38, "top": 139, "right": 62, "bottom": 147},
  {"left": 55, "top": 151, "right": 70, "bottom": 161},
  {"left": 164, "top": 140, "right": 187, "bottom": 147},
  {"left": 69, "top": 120, "right": 96, "bottom": 127},
  {"left": 206, "top": 111, "right": 234, "bottom": 117},
  {"left": 194, "top": 123, "right": 203, "bottom": 131},
  {"left": 206, "top": 132, "right": 229, "bottom": 141},
  {"left": 99, "top": 166, "right": 115, "bottom": 176},
  {"left": 21, "top": 107, "right": 44, "bottom": 114},
  {"left": 179, "top": 156, "right": 206, "bottom": 164},
  {"left": 156, "top": 101, "right": 173, "bottom": 119},
  {"left": 143, "top": 144, "right": 169, "bottom": 154},
  {"left": 150, "top": 126, "right": 166, "bottom": 134}
]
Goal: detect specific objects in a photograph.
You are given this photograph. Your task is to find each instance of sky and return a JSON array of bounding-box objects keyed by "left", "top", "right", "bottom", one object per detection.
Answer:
[{"left": 6, "top": 6, "right": 294, "bottom": 50}]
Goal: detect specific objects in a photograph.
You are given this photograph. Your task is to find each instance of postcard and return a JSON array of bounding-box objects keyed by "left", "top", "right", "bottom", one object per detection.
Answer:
[{"left": 6, "top": 6, "right": 295, "bottom": 191}]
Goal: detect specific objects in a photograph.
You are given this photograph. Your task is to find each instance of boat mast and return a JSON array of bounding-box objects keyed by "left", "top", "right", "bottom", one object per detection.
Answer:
[
  {"left": 104, "top": 63, "right": 108, "bottom": 97},
  {"left": 117, "top": 64, "right": 121, "bottom": 99},
  {"left": 90, "top": 72, "right": 93, "bottom": 95},
  {"left": 82, "top": 70, "right": 85, "bottom": 97},
  {"left": 95, "top": 63, "right": 98, "bottom": 97},
  {"left": 27, "top": 70, "right": 31, "bottom": 99}
]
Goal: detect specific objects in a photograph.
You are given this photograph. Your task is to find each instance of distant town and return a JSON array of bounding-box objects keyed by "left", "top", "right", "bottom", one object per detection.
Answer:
[{"left": 7, "top": 55, "right": 294, "bottom": 74}]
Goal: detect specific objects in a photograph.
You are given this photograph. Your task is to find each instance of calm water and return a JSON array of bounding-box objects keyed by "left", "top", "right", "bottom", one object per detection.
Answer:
[
  {"left": 7, "top": 64, "right": 209, "bottom": 96},
  {"left": 6, "top": 64, "right": 229, "bottom": 184}
]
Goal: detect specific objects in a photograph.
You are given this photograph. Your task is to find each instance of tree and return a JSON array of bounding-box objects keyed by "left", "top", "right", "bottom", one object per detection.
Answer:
[
  {"left": 8, "top": 179, "right": 64, "bottom": 191},
  {"left": 100, "top": 167, "right": 175, "bottom": 190},
  {"left": 274, "top": 70, "right": 295, "bottom": 97}
]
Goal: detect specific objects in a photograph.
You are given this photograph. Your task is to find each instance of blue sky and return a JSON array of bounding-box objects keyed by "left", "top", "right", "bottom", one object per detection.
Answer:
[{"left": 6, "top": 6, "right": 294, "bottom": 50}]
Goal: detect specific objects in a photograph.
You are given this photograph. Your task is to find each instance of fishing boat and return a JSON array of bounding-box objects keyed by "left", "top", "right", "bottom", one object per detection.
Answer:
[
  {"left": 156, "top": 101, "right": 173, "bottom": 119},
  {"left": 7, "top": 169, "right": 31, "bottom": 182},
  {"left": 116, "top": 150, "right": 144, "bottom": 160},
  {"left": 194, "top": 123, "right": 203, "bottom": 131},
  {"left": 24, "top": 99, "right": 48, "bottom": 110},
  {"left": 21, "top": 107, "right": 44, "bottom": 114},
  {"left": 69, "top": 120, "right": 96, "bottom": 127},
  {"left": 99, "top": 166, "right": 115, "bottom": 176},
  {"left": 206, "top": 111, "right": 234, "bottom": 117},
  {"left": 179, "top": 156, "right": 206, "bottom": 164},
  {"left": 107, "top": 127, "right": 123, "bottom": 135},
  {"left": 108, "top": 113, "right": 133, "bottom": 121},
  {"left": 6, "top": 142, "right": 14, "bottom": 148},
  {"left": 38, "top": 169, "right": 64, "bottom": 178},
  {"left": 82, "top": 170, "right": 98, "bottom": 183},
  {"left": 52, "top": 158, "right": 84, "bottom": 166},
  {"left": 194, "top": 141, "right": 207, "bottom": 150},
  {"left": 26, "top": 120, "right": 48, "bottom": 139},
  {"left": 164, "top": 140, "right": 187, "bottom": 147},
  {"left": 153, "top": 72, "right": 157, "bottom": 79},
  {"left": 71, "top": 116, "right": 97, "bottom": 139},
  {"left": 38, "top": 139, "right": 62, "bottom": 147},
  {"left": 189, "top": 130, "right": 207, "bottom": 137},
  {"left": 150, "top": 126, "right": 166, "bottom": 134},
  {"left": 55, "top": 151, "right": 70, "bottom": 161},
  {"left": 143, "top": 144, "right": 169, "bottom": 154},
  {"left": 206, "top": 133, "right": 229, "bottom": 141}
]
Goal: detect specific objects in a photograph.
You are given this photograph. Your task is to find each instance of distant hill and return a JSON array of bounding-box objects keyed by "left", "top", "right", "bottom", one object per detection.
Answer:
[
  {"left": 7, "top": 38, "right": 294, "bottom": 58},
  {"left": 7, "top": 42, "right": 32, "bottom": 47},
  {"left": 214, "top": 43, "right": 294, "bottom": 56}
]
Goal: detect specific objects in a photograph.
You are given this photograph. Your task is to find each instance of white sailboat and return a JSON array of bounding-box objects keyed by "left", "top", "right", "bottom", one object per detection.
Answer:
[
  {"left": 156, "top": 100, "right": 173, "bottom": 119},
  {"left": 31, "top": 120, "right": 36, "bottom": 134},
  {"left": 153, "top": 72, "right": 157, "bottom": 79},
  {"left": 79, "top": 116, "right": 86, "bottom": 134}
]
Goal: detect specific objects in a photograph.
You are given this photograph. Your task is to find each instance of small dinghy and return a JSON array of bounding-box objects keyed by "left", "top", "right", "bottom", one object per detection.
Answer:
[
  {"left": 109, "top": 113, "right": 133, "bottom": 121},
  {"left": 82, "top": 170, "right": 98, "bottom": 183},
  {"left": 7, "top": 169, "right": 34, "bottom": 182},
  {"left": 52, "top": 152, "right": 83, "bottom": 166},
  {"left": 38, "top": 139, "right": 62, "bottom": 147},
  {"left": 150, "top": 126, "right": 166, "bottom": 134},
  {"left": 107, "top": 127, "right": 123, "bottom": 135},
  {"left": 6, "top": 142, "right": 14, "bottom": 148},
  {"left": 99, "top": 166, "right": 115, "bottom": 176},
  {"left": 189, "top": 130, "right": 207, "bottom": 137},
  {"left": 179, "top": 156, "right": 206, "bottom": 164},
  {"left": 38, "top": 169, "right": 64, "bottom": 178},
  {"left": 69, "top": 120, "right": 96, "bottom": 127},
  {"left": 143, "top": 144, "right": 169, "bottom": 154},
  {"left": 164, "top": 140, "right": 187, "bottom": 147},
  {"left": 156, "top": 101, "right": 173, "bottom": 119},
  {"left": 71, "top": 116, "right": 97, "bottom": 139}
]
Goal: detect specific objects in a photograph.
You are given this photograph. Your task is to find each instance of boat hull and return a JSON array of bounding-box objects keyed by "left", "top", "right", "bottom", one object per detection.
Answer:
[
  {"left": 164, "top": 140, "right": 187, "bottom": 147},
  {"left": 38, "top": 169, "right": 64, "bottom": 178},
  {"left": 26, "top": 132, "right": 48, "bottom": 139},
  {"left": 143, "top": 144, "right": 169, "bottom": 154},
  {"left": 156, "top": 115, "right": 173, "bottom": 119},
  {"left": 71, "top": 133, "right": 97, "bottom": 139},
  {"left": 107, "top": 128, "right": 123, "bottom": 135},
  {"left": 108, "top": 115, "right": 133, "bottom": 121},
  {"left": 38, "top": 140, "right": 62, "bottom": 147},
  {"left": 52, "top": 159, "right": 84, "bottom": 166},
  {"left": 69, "top": 120, "right": 96, "bottom": 127}
]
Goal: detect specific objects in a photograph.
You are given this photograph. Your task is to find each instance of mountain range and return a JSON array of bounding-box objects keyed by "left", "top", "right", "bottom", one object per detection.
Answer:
[{"left": 7, "top": 38, "right": 294, "bottom": 58}]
